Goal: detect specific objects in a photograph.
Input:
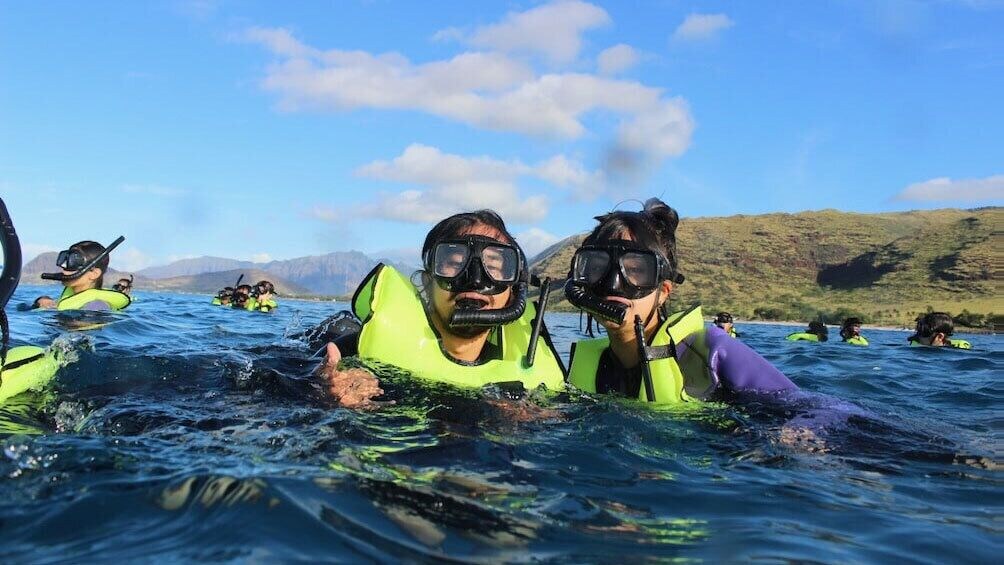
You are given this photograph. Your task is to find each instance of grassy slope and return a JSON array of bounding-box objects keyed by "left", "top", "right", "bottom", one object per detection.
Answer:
[{"left": 530, "top": 207, "right": 1002, "bottom": 326}]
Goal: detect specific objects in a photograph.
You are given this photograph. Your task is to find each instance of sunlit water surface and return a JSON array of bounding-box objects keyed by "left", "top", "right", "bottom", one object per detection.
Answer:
[{"left": 1, "top": 286, "right": 1000, "bottom": 563}]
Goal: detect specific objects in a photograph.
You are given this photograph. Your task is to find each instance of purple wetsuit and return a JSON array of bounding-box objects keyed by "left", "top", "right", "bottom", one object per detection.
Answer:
[{"left": 700, "top": 325, "right": 797, "bottom": 394}]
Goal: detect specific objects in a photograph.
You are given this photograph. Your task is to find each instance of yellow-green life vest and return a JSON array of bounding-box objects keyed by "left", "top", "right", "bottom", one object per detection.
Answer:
[
  {"left": 254, "top": 299, "right": 277, "bottom": 312},
  {"left": 211, "top": 298, "right": 222, "bottom": 306},
  {"left": 567, "top": 305, "right": 714, "bottom": 404},
  {"left": 0, "top": 346, "right": 61, "bottom": 404},
  {"left": 351, "top": 264, "right": 565, "bottom": 391},
  {"left": 910, "top": 338, "right": 972, "bottom": 349},
  {"left": 786, "top": 332, "right": 820, "bottom": 342},
  {"left": 57, "top": 286, "right": 131, "bottom": 311},
  {"left": 844, "top": 336, "right": 869, "bottom": 346},
  {"left": 727, "top": 326, "right": 739, "bottom": 338}
]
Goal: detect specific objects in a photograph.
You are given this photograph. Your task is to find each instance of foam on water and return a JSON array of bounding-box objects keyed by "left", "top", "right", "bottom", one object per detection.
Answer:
[{"left": 1, "top": 286, "right": 1001, "bottom": 562}]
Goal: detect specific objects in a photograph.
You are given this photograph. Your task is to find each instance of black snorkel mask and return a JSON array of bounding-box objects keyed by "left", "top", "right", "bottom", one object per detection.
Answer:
[
  {"left": 41, "top": 236, "right": 125, "bottom": 282},
  {"left": 423, "top": 234, "right": 528, "bottom": 328},
  {"left": 112, "top": 274, "right": 134, "bottom": 293},
  {"left": 564, "top": 239, "right": 684, "bottom": 325}
]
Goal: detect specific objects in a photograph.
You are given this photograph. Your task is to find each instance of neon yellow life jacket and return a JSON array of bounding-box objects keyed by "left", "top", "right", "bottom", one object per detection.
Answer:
[
  {"left": 351, "top": 264, "right": 565, "bottom": 391},
  {"left": 57, "top": 286, "right": 131, "bottom": 311},
  {"left": 726, "top": 327, "right": 739, "bottom": 338},
  {"left": 253, "top": 299, "right": 277, "bottom": 312},
  {"left": 211, "top": 298, "right": 222, "bottom": 306},
  {"left": 567, "top": 306, "right": 714, "bottom": 404},
  {"left": 786, "top": 332, "right": 820, "bottom": 342},
  {"left": 844, "top": 336, "right": 869, "bottom": 346},
  {"left": 0, "top": 346, "right": 61, "bottom": 404},
  {"left": 910, "top": 338, "right": 972, "bottom": 349}
]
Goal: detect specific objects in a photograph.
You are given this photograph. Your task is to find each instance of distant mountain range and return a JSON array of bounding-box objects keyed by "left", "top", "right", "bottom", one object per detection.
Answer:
[{"left": 20, "top": 250, "right": 418, "bottom": 297}]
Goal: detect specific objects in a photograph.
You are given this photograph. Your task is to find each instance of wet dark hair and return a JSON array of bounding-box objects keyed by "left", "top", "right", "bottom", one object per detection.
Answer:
[
  {"left": 581, "top": 198, "right": 682, "bottom": 283},
  {"left": 715, "top": 312, "right": 733, "bottom": 324},
  {"left": 31, "top": 295, "right": 53, "bottom": 309},
  {"left": 840, "top": 317, "right": 862, "bottom": 340},
  {"left": 808, "top": 320, "right": 829, "bottom": 341},
  {"left": 909, "top": 312, "right": 954, "bottom": 342},
  {"left": 421, "top": 210, "right": 524, "bottom": 280},
  {"left": 70, "top": 240, "right": 110, "bottom": 288}
]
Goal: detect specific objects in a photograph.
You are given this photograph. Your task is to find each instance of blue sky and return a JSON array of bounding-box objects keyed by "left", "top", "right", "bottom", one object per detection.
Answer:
[{"left": 2, "top": 0, "right": 1002, "bottom": 271}]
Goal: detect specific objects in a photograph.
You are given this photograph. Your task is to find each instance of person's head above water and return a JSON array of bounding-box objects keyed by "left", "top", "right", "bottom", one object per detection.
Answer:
[
  {"left": 564, "top": 197, "right": 683, "bottom": 333},
  {"left": 840, "top": 317, "right": 862, "bottom": 340},
  {"left": 49, "top": 240, "right": 115, "bottom": 293},
  {"left": 420, "top": 209, "right": 527, "bottom": 339},
  {"left": 112, "top": 275, "right": 134, "bottom": 295},
  {"left": 254, "top": 280, "right": 275, "bottom": 298},
  {"left": 715, "top": 311, "right": 734, "bottom": 330},
  {"left": 807, "top": 320, "right": 829, "bottom": 341},
  {"left": 232, "top": 284, "right": 253, "bottom": 305},
  {"left": 909, "top": 312, "right": 955, "bottom": 346},
  {"left": 31, "top": 295, "right": 56, "bottom": 309}
]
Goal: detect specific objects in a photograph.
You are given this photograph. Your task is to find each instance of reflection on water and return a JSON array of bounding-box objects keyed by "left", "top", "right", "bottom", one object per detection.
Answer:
[{"left": 0, "top": 286, "right": 1000, "bottom": 562}]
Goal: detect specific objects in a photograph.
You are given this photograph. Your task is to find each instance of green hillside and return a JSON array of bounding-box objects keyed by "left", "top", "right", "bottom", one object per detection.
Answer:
[{"left": 530, "top": 207, "right": 1002, "bottom": 328}]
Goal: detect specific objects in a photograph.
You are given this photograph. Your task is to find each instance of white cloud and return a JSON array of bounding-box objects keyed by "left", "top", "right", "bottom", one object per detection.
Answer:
[
  {"left": 516, "top": 227, "right": 563, "bottom": 258},
  {"left": 597, "top": 44, "right": 639, "bottom": 75},
  {"left": 122, "top": 184, "right": 189, "bottom": 197},
  {"left": 463, "top": 0, "right": 611, "bottom": 63},
  {"left": 243, "top": 24, "right": 694, "bottom": 165},
  {"left": 672, "top": 13, "right": 735, "bottom": 42},
  {"left": 893, "top": 175, "right": 1004, "bottom": 202},
  {"left": 113, "top": 247, "right": 155, "bottom": 272},
  {"left": 250, "top": 253, "right": 273, "bottom": 263},
  {"left": 348, "top": 144, "right": 605, "bottom": 221}
]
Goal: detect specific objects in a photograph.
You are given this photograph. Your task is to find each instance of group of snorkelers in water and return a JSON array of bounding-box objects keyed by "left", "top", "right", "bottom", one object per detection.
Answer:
[
  {"left": 778, "top": 313, "right": 972, "bottom": 349},
  {"left": 211, "top": 279, "right": 279, "bottom": 313},
  {"left": 1, "top": 195, "right": 978, "bottom": 412}
]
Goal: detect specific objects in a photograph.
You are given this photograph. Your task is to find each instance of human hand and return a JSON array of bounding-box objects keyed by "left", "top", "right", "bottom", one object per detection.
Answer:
[{"left": 317, "top": 342, "right": 392, "bottom": 409}]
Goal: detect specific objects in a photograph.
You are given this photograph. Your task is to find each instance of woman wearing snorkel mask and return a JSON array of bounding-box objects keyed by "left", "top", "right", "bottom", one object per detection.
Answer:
[
  {"left": 251, "top": 280, "right": 278, "bottom": 312},
  {"left": 41, "top": 237, "right": 131, "bottom": 311},
  {"left": 565, "top": 198, "right": 795, "bottom": 404},
  {"left": 317, "top": 210, "right": 565, "bottom": 409}
]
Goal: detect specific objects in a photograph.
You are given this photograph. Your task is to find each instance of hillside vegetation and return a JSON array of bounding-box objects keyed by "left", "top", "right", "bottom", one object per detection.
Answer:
[{"left": 530, "top": 207, "right": 1002, "bottom": 328}]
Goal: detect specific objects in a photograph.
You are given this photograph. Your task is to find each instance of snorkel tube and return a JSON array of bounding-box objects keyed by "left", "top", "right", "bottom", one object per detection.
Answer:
[
  {"left": 0, "top": 198, "right": 22, "bottom": 367},
  {"left": 448, "top": 281, "right": 528, "bottom": 328},
  {"left": 40, "top": 235, "right": 126, "bottom": 282},
  {"left": 563, "top": 279, "right": 627, "bottom": 325},
  {"left": 633, "top": 315, "right": 657, "bottom": 402}
]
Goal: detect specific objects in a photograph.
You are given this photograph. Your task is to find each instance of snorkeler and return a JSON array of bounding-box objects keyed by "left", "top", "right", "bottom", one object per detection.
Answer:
[
  {"left": 714, "top": 311, "right": 740, "bottom": 338},
  {"left": 251, "top": 280, "right": 278, "bottom": 312},
  {"left": 564, "top": 198, "right": 795, "bottom": 403},
  {"left": 112, "top": 275, "right": 134, "bottom": 296},
  {"left": 316, "top": 210, "right": 565, "bottom": 408},
  {"left": 212, "top": 286, "right": 234, "bottom": 306},
  {"left": 40, "top": 238, "right": 131, "bottom": 311},
  {"left": 907, "top": 312, "right": 972, "bottom": 349},
  {"left": 31, "top": 296, "right": 56, "bottom": 310},
  {"left": 231, "top": 284, "right": 255, "bottom": 310},
  {"left": 787, "top": 321, "right": 828, "bottom": 342},
  {"left": 839, "top": 317, "right": 868, "bottom": 346}
]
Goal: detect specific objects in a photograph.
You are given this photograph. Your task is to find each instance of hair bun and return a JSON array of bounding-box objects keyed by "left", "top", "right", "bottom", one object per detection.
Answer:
[{"left": 642, "top": 197, "right": 680, "bottom": 238}]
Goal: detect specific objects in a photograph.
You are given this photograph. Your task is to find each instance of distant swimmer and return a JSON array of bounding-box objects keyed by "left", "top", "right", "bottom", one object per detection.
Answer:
[
  {"left": 212, "top": 287, "right": 234, "bottom": 306},
  {"left": 251, "top": 280, "right": 277, "bottom": 312},
  {"left": 31, "top": 296, "right": 56, "bottom": 310},
  {"left": 786, "top": 321, "right": 828, "bottom": 342},
  {"left": 714, "top": 311, "right": 740, "bottom": 338},
  {"left": 908, "top": 312, "right": 972, "bottom": 349},
  {"left": 315, "top": 210, "right": 565, "bottom": 408},
  {"left": 40, "top": 237, "right": 131, "bottom": 311},
  {"left": 839, "top": 317, "right": 868, "bottom": 346},
  {"left": 112, "top": 275, "right": 134, "bottom": 296},
  {"left": 231, "top": 284, "right": 255, "bottom": 310},
  {"left": 563, "top": 198, "right": 796, "bottom": 404}
]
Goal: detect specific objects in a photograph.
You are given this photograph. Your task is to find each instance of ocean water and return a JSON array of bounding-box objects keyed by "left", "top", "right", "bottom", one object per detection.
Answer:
[{"left": 1, "top": 286, "right": 1000, "bottom": 563}]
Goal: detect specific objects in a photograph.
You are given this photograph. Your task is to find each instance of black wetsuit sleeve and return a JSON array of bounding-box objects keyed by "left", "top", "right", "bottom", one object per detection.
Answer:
[
  {"left": 594, "top": 347, "right": 643, "bottom": 398},
  {"left": 332, "top": 331, "right": 360, "bottom": 357}
]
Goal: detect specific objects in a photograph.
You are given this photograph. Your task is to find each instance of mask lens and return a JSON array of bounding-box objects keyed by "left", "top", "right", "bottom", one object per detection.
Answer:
[
  {"left": 620, "top": 252, "right": 657, "bottom": 287},
  {"left": 433, "top": 243, "right": 471, "bottom": 279},
  {"left": 57, "top": 250, "right": 87, "bottom": 270},
  {"left": 573, "top": 249, "right": 611, "bottom": 284},
  {"left": 480, "top": 246, "right": 518, "bottom": 283}
]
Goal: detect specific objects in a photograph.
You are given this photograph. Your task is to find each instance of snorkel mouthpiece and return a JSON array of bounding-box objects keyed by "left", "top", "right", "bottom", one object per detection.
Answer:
[
  {"left": 41, "top": 235, "right": 126, "bottom": 282},
  {"left": 563, "top": 279, "right": 627, "bottom": 325},
  {"left": 448, "top": 282, "right": 528, "bottom": 328}
]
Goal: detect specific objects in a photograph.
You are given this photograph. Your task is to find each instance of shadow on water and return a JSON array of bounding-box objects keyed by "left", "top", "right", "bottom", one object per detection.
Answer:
[{"left": 1, "top": 287, "right": 1001, "bottom": 562}]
